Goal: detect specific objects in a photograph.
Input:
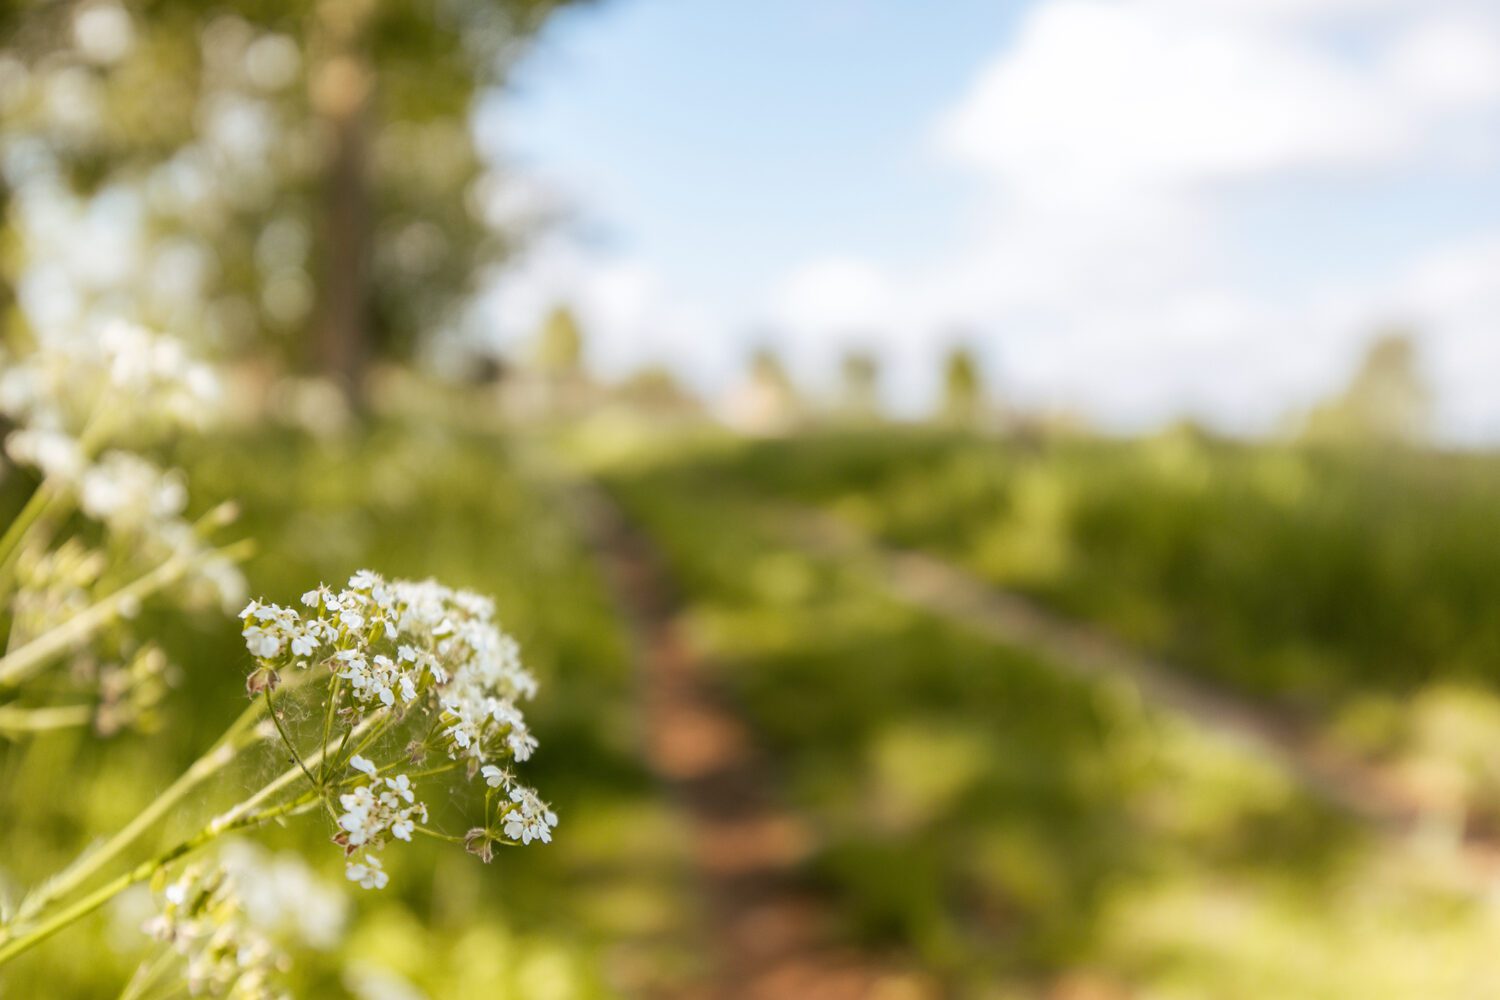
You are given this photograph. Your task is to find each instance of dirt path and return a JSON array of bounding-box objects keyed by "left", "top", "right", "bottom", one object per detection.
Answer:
[
  {"left": 566, "top": 482, "right": 929, "bottom": 1000},
  {"left": 768, "top": 503, "right": 1500, "bottom": 881}
]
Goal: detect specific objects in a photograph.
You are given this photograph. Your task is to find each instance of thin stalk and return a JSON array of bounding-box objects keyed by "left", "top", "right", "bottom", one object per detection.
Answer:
[
  {"left": 0, "top": 480, "right": 59, "bottom": 582},
  {"left": 18, "top": 695, "right": 270, "bottom": 920},
  {"left": 0, "top": 703, "right": 91, "bottom": 737},
  {"left": 316, "top": 674, "right": 343, "bottom": 785},
  {"left": 414, "top": 826, "right": 464, "bottom": 844},
  {"left": 212, "top": 713, "right": 378, "bottom": 833},
  {"left": 341, "top": 710, "right": 394, "bottom": 765},
  {"left": 265, "top": 688, "right": 317, "bottom": 788},
  {"left": 118, "top": 945, "right": 177, "bottom": 1000},
  {"left": 0, "top": 792, "right": 317, "bottom": 967},
  {"left": 0, "top": 409, "right": 119, "bottom": 592},
  {"left": 0, "top": 539, "right": 254, "bottom": 690},
  {"left": 404, "top": 761, "right": 460, "bottom": 781}
]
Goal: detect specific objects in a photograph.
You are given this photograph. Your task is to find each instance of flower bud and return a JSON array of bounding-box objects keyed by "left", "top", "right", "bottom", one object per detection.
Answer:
[
  {"left": 245, "top": 666, "right": 280, "bottom": 697},
  {"left": 464, "top": 827, "right": 495, "bottom": 864}
]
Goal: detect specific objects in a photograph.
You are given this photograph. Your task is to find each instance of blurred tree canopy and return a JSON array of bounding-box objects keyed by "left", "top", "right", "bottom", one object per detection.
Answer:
[
  {"left": 940, "top": 344, "right": 984, "bottom": 425},
  {"left": 533, "top": 302, "right": 584, "bottom": 379},
  {"left": 750, "top": 346, "right": 793, "bottom": 396},
  {"left": 839, "top": 348, "right": 880, "bottom": 422},
  {"left": 0, "top": 0, "right": 591, "bottom": 401},
  {"left": 1302, "top": 331, "right": 1433, "bottom": 445}
]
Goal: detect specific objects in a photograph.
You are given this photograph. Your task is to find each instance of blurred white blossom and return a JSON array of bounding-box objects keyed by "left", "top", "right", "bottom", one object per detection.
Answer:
[
  {"left": 217, "top": 840, "right": 347, "bottom": 950},
  {"left": 0, "top": 320, "right": 219, "bottom": 443},
  {"left": 143, "top": 864, "right": 288, "bottom": 1000}
]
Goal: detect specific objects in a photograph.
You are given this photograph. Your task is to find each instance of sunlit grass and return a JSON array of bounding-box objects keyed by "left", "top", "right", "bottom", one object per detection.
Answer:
[{"left": 603, "top": 442, "right": 1500, "bottom": 996}]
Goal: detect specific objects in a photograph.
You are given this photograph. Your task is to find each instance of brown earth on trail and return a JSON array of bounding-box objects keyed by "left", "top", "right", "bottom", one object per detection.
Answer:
[{"left": 574, "top": 484, "right": 934, "bottom": 1000}]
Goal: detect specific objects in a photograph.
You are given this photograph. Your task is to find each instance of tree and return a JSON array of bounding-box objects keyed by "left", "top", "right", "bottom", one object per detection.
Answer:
[
  {"left": 721, "top": 344, "right": 799, "bottom": 434},
  {"left": 839, "top": 349, "right": 881, "bottom": 421},
  {"left": 0, "top": 0, "right": 591, "bottom": 405},
  {"left": 1302, "top": 330, "right": 1432, "bottom": 445},
  {"left": 751, "top": 346, "right": 797, "bottom": 405},
  {"left": 533, "top": 304, "right": 584, "bottom": 379},
  {"left": 941, "top": 345, "right": 984, "bottom": 425}
]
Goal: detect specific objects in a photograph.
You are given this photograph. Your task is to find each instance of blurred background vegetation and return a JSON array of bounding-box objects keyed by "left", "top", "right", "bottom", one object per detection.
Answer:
[{"left": 4, "top": 1, "right": 1500, "bottom": 998}]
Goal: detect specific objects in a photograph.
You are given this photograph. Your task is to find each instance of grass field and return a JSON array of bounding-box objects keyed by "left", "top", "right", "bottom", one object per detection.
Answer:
[{"left": 594, "top": 439, "right": 1500, "bottom": 997}]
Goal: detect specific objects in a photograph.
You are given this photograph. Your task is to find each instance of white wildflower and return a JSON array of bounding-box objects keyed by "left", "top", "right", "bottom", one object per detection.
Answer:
[
  {"left": 502, "top": 785, "right": 558, "bottom": 846},
  {"left": 243, "top": 570, "right": 558, "bottom": 893},
  {"left": 344, "top": 855, "right": 387, "bottom": 891},
  {"left": 218, "top": 840, "right": 348, "bottom": 951},
  {"left": 144, "top": 864, "right": 288, "bottom": 999},
  {"left": 0, "top": 322, "right": 220, "bottom": 441},
  {"left": 334, "top": 774, "right": 428, "bottom": 883},
  {"left": 4, "top": 427, "right": 84, "bottom": 481}
]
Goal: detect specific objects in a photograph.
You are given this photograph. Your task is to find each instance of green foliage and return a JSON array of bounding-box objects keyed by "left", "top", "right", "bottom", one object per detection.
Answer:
[
  {"left": 534, "top": 306, "right": 585, "bottom": 378},
  {"left": 602, "top": 451, "right": 1500, "bottom": 996},
  {"left": 665, "top": 427, "right": 1500, "bottom": 709},
  {"left": 1302, "top": 331, "right": 1433, "bottom": 445},
  {"left": 940, "top": 346, "right": 984, "bottom": 425},
  {"left": 0, "top": 0, "right": 589, "bottom": 371}
]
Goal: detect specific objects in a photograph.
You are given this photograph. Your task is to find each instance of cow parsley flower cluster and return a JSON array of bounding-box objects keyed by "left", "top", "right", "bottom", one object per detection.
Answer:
[
  {"left": 501, "top": 782, "right": 559, "bottom": 846},
  {"left": 335, "top": 756, "right": 428, "bottom": 888},
  {"left": 143, "top": 864, "right": 288, "bottom": 1000},
  {"left": 239, "top": 570, "right": 556, "bottom": 888},
  {"left": 10, "top": 537, "right": 103, "bottom": 642},
  {"left": 217, "top": 840, "right": 349, "bottom": 951},
  {"left": 89, "top": 644, "right": 176, "bottom": 737},
  {"left": 3, "top": 427, "right": 84, "bottom": 481},
  {"left": 78, "top": 451, "right": 188, "bottom": 532},
  {"left": 0, "top": 322, "right": 246, "bottom": 612},
  {"left": 72, "top": 449, "right": 244, "bottom": 611},
  {"left": 0, "top": 320, "right": 219, "bottom": 441}
]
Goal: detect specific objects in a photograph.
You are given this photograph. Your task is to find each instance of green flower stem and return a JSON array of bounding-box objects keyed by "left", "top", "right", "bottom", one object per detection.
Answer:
[
  {"left": 0, "top": 410, "right": 120, "bottom": 594},
  {"left": 212, "top": 712, "right": 381, "bottom": 833},
  {"left": 0, "top": 480, "right": 61, "bottom": 586},
  {"left": 316, "top": 674, "right": 343, "bottom": 784},
  {"left": 403, "top": 761, "right": 459, "bottom": 780},
  {"left": 0, "top": 703, "right": 92, "bottom": 737},
  {"left": 0, "top": 791, "right": 318, "bottom": 968},
  {"left": 339, "top": 710, "right": 395, "bottom": 769},
  {"left": 117, "top": 942, "right": 177, "bottom": 1000},
  {"left": 413, "top": 826, "right": 464, "bottom": 845},
  {"left": 16, "top": 694, "right": 272, "bottom": 921},
  {"left": 265, "top": 687, "right": 317, "bottom": 787}
]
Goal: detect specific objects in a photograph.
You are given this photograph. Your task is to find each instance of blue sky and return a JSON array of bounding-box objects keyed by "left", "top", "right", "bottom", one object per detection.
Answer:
[
  {"left": 498, "top": 1, "right": 1022, "bottom": 308},
  {"left": 482, "top": 0, "right": 1500, "bottom": 437}
]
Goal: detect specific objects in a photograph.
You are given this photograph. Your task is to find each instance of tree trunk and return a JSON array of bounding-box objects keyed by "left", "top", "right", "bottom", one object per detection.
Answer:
[{"left": 311, "top": 1, "right": 374, "bottom": 409}]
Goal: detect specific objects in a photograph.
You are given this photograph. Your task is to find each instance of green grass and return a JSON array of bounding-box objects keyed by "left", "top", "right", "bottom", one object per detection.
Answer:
[
  {"left": 647, "top": 426, "right": 1500, "bottom": 711},
  {"left": 604, "top": 442, "right": 1500, "bottom": 998}
]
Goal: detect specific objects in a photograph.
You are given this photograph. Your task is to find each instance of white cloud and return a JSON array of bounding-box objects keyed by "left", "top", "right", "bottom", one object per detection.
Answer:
[
  {"left": 1387, "top": 14, "right": 1500, "bottom": 110},
  {"left": 761, "top": 0, "right": 1500, "bottom": 434},
  {"left": 479, "top": 235, "right": 732, "bottom": 386},
  {"left": 772, "top": 257, "right": 893, "bottom": 336},
  {"left": 1384, "top": 236, "right": 1500, "bottom": 441},
  {"left": 934, "top": 0, "right": 1405, "bottom": 201}
]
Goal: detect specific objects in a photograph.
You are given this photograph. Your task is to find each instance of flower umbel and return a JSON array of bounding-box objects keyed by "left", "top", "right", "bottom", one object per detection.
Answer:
[{"left": 241, "top": 570, "right": 555, "bottom": 888}]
